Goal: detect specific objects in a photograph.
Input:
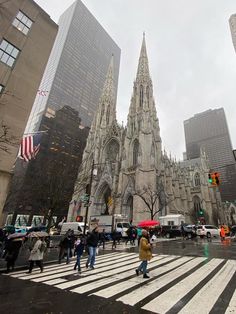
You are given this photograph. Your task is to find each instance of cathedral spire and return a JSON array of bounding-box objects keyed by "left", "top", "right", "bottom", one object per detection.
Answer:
[
  {"left": 91, "top": 55, "right": 116, "bottom": 131},
  {"left": 101, "top": 54, "right": 115, "bottom": 102},
  {"left": 136, "top": 32, "right": 151, "bottom": 83}
]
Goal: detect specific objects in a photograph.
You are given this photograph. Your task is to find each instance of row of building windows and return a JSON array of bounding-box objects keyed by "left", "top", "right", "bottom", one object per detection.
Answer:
[
  {"left": 12, "top": 11, "right": 33, "bottom": 35},
  {"left": 0, "top": 11, "right": 33, "bottom": 68}
]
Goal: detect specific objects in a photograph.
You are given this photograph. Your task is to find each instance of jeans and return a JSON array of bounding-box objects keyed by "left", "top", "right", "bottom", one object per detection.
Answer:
[
  {"left": 87, "top": 246, "right": 96, "bottom": 267},
  {"left": 75, "top": 254, "right": 82, "bottom": 270},
  {"left": 138, "top": 260, "right": 148, "bottom": 274}
]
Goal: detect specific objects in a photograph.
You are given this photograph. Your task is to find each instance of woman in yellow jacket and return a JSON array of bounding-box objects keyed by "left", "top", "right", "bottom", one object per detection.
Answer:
[{"left": 135, "top": 229, "right": 152, "bottom": 279}]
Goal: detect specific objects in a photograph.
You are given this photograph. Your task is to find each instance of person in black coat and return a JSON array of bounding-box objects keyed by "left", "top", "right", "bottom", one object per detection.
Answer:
[
  {"left": 86, "top": 226, "right": 99, "bottom": 269},
  {"left": 3, "top": 238, "right": 23, "bottom": 272},
  {"left": 74, "top": 235, "right": 85, "bottom": 273},
  {"left": 58, "top": 229, "right": 75, "bottom": 264},
  {"left": 98, "top": 229, "right": 106, "bottom": 250}
]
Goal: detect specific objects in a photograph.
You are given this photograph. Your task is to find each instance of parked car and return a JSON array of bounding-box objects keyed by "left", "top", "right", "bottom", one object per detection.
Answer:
[
  {"left": 230, "top": 225, "right": 236, "bottom": 237},
  {"left": 161, "top": 225, "right": 196, "bottom": 239},
  {"left": 196, "top": 225, "right": 220, "bottom": 238}
]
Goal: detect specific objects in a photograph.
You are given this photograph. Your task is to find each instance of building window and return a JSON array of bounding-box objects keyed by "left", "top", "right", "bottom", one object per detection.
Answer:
[
  {"left": 133, "top": 139, "right": 139, "bottom": 166},
  {"left": 0, "top": 39, "right": 20, "bottom": 67},
  {"left": 194, "top": 172, "right": 201, "bottom": 186},
  {"left": 0, "top": 84, "right": 4, "bottom": 94},
  {"left": 12, "top": 11, "right": 33, "bottom": 35}
]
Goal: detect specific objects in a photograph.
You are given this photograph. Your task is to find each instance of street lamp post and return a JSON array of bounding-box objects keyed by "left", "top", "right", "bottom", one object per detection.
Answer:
[{"left": 83, "top": 160, "right": 94, "bottom": 235}]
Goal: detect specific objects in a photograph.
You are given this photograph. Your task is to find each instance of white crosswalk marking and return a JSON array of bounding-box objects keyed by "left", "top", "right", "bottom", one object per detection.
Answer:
[
  {"left": 142, "top": 258, "right": 223, "bottom": 313},
  {"left": 225, "top": 289, "right": 236, "bottom": 313},
  {"left": 178, "top": 259, "right": 236, "bottom": 314},
  {"left": 5, "top": 251, "right": 236, "bottom": 314},
  {"left": 70, "top": 255, "right": 166, "bottom": 294},
  {"left": 93, "top": 255, "right": 179, "bottom": 298},
  {"left": 117, "top": 256, "right": 205, "bottom": 306},
  {"left": 55, "top": 255, "right": 163, "bottom": 290}
]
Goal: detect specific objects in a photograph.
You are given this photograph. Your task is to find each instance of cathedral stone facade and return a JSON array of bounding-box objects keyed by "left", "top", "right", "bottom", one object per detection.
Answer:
[{"left": 68, "top": 35, "right": 224, "bottom": 226}]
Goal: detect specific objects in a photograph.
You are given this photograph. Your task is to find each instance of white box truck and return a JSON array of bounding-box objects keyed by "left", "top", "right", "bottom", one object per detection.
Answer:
[
  {"left": 89, "top": 214, "right": 130, "bottom": 237},
  {"left": 159, "top": 214, "right": 185, "bottom": 226}
]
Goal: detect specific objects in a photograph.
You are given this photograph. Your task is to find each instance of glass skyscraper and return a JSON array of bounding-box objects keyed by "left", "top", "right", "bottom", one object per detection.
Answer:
[
  {"left": 3, "top": 0, "right": 121, "bottom": 225},
  {"left": 25, "top": 0, "right": 121, "bottom": 132},
  {"left": 184, "top": 108, "right": 236, "bottom": 201}
]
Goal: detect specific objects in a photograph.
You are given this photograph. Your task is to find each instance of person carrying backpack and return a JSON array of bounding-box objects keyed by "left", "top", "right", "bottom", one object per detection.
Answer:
[
  {"left": 27, "top": 236, "right": 46, "bottom": 273},
  {"left": 74, "top": 234, "right": 85, "bottom": 273}
]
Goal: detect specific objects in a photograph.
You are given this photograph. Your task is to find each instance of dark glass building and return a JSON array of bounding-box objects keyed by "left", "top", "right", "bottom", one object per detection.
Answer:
[
  {"left": 25, "top": 0, "right": 120, "bottom": 133},
  {"left": 3, "top": 0, "right": 121, "bottom": 226},
  {"left": 184, "top": 108, "right": 236, "bottom": 201},
  {"left": 4, "top": 106, "right": 89, "bottom": 225}
]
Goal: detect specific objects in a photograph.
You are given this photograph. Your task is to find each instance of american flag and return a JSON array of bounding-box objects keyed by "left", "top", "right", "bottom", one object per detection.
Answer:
[{"left": 19, "top": 133, "right": 42, "bottom": 162}]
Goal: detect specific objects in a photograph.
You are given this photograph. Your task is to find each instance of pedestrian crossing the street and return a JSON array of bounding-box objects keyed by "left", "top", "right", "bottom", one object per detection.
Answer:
[{"left": 5, "top": 251, "right": 236, "bottom": 314}]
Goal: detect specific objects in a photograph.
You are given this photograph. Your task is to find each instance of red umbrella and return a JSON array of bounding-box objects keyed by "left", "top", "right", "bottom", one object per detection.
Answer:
[{"left": 137, "top": 220, "right": 160, "bottom": 228}]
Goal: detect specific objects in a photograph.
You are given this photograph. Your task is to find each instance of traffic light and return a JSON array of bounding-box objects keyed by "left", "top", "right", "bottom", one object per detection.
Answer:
[
  {"left": 208, "top": 172, "right": 220, "bottom": 186},
  {"left": 214, "top": 172, "right": 220, "bottom": 186},
  {"left": 208, "top": 173, "right": 212, "bottom": 183},
  {"left": 198, "top": 209, "right": 204, "bottom": 217},
  {"left": 211, "top": 173, "right": 216, "bottom": 185}
]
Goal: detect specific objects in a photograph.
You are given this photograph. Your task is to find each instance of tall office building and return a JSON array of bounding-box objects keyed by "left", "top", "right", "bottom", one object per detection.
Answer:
[
  {"left": 229, "top": 14, "right": 236, "bottom": 53},
  {"left": 25, "top": 0, "right": 120, "bottom": 133},
  {"left": 184, "top": 108, "right": 236, "bottom": 201},
  {"left": 0, "top": 0, "right": 58, "bottom": 225},
  {"left": 3, "top": 0, "right": 120, "bottom": 225}
]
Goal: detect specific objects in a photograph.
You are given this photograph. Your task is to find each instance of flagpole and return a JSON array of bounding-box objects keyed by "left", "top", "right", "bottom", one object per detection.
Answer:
[
  {"left": 83, "top": 159, "right": 94, "bottom": 236},
  {"left": 23, "top": 130, "right": 48, "bottom": 135}
]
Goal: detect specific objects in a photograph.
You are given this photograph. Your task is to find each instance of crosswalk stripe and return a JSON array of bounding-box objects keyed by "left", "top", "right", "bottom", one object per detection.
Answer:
[
  {"left": 9, "top": 252, "right": 122, "bottom": 277},
  {"left": 17, "top": 253, "right": 136, "bottom": 280},
  {"left": 178, "top": 259, "right": 236, "bottom": 314},
  {"left": 142, "top": 258, "right": 223, "bottom": 313},
  {"left": 54, "top": 254, "right": 163, "bottom": 290},
  {"left": 69, "top": 255, "right": 167, "bottom": 294},
  {"left": 31, "top": 253, "right": 139, "bottom": 283},
  {"left": 225, "top": 288, "right": 236, "bottom": 314},
  {"left": 92, "top": 255, "right": 179, "bottom": 299},
  {"left": 117, "top": 256, "right": 205, "bottom": 306},
  {"left": 44, "top": 278, "right": 67, "bottom": 285}
]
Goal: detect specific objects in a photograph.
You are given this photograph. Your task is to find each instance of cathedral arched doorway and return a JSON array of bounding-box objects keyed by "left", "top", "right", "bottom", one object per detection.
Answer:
[
  {"left": 122, "top": 194, "right": 133, "bottom": 222},
  {"left": 95, "top": 182, "right": 112, "bottom": 215},
  {"left": 103, "top": 186, "right": 112, "bottom": 215}
]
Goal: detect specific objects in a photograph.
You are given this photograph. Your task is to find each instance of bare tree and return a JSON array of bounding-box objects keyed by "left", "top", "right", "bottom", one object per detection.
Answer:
[
  {"left": 134, "top": 183, "right": 170, "bottom": 220},
  {"left": 0, "top": 121, "right": 18, "bottom": 153},
  {"left": 0, "top": 89, "right": 21, "bottom": 153}
]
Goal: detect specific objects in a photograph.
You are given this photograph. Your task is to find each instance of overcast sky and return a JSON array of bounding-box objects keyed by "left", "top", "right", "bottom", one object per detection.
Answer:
[{"left": 34, "top": 0, "right": 236, "bottom": 160}]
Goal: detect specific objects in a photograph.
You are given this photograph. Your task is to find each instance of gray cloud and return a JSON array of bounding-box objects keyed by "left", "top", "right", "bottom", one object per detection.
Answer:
[{"left": 35, "top": 0, "right": 236, "bottom": 159}]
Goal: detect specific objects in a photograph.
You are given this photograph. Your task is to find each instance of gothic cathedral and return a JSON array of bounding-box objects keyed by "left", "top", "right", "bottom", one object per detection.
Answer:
[{"left": 68, "top": 35, "right": 223, "bottom": 225}]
